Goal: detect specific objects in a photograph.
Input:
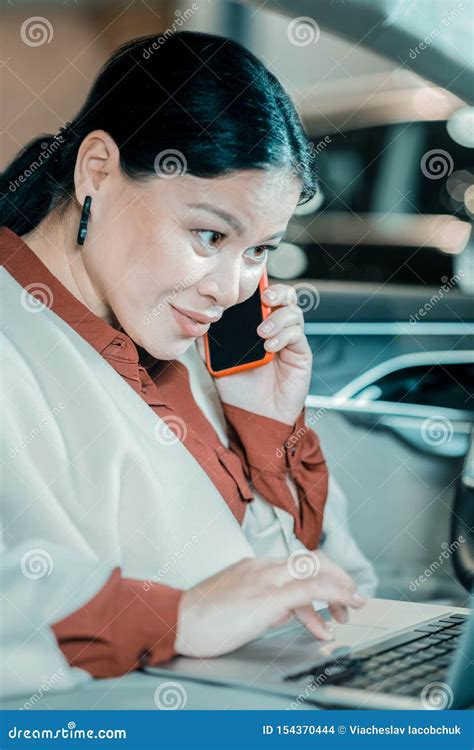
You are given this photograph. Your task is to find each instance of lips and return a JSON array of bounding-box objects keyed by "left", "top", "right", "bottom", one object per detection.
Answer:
[
  {"left": 172, "top": 305, "right": 222, "bottom": 325},
  {"left": 170, "top": 304, "right": 213, "bottom": 337}
]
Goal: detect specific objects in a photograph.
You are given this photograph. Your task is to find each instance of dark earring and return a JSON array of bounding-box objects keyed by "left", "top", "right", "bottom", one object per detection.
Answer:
[{"left": 77, "top": 195, "right": 92, "bottom": 246}]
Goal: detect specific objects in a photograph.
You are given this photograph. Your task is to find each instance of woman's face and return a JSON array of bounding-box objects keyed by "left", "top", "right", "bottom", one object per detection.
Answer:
[{"left": 81, "top": 146, "right": 301, "bottom": 359}]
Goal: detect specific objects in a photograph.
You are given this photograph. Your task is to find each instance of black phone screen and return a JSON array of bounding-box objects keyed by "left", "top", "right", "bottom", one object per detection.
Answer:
[{"left": 206, "top": 285, "right": 266, "bottom": 373}]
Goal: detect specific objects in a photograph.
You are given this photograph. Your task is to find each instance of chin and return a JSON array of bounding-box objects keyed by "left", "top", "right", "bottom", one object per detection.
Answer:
[{"left": 141, "top": 335, "right": 195, "bottom": 361}]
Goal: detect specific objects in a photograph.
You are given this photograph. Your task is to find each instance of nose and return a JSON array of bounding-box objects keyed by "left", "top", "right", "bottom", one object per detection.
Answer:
[{"left": 197, "top": 262, "right": 241, "bottom": 309}]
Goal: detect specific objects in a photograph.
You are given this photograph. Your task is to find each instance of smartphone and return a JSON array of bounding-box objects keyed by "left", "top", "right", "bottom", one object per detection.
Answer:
[{"left": 203, "top": 269, "right": 275, "bottom": 378}]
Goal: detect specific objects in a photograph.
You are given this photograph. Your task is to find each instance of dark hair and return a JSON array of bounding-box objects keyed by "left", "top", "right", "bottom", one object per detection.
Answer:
[{"left": 1, "top": 30, "right": 317, "bottom": 236}]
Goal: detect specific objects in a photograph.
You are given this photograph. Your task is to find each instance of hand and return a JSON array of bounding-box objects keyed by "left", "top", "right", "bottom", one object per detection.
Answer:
[
  {"left": 196, "top": 283, "right": 312, "bottom": 426},
  {"left": 174, "top": 550, "right": 366, "bottom": 658}
]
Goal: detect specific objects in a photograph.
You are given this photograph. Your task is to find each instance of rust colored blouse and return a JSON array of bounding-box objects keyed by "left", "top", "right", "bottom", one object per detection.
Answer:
[{"left": 0, "top": 226, "right": 328, "bottom": 678}]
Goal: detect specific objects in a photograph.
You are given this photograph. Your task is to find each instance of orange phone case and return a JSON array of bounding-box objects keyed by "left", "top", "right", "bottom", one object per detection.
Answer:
[{"left": 203, "top": 270, "right": 275, "bottom": 378}]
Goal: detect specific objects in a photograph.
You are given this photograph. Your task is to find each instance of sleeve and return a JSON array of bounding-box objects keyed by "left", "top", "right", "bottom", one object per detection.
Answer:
[
  {"left": 51, "top": 567, "right": 183, "bottom": 678},
  {"left": 221, "top": 403, "right": 328, "bottom": 551}
]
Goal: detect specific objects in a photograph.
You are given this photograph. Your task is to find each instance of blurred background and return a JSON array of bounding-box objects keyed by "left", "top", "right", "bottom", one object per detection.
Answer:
[{"left": 1, "top": 0, "right": 473, "bottom": 603}]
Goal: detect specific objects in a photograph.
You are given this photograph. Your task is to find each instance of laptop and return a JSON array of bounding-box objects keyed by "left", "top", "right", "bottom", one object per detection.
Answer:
[{"left": 146, "top": 597, "right": 473, "bottom": 709}]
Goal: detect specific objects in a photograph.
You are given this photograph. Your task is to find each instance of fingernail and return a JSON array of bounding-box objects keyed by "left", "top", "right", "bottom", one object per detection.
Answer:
[
  {"left": 351, "top": 592, "right": 365, "bottom": 603},
  {"left": 266, "top": 338, "right": 279, "bottom": 349},
  {"left": 259, "top": 320, "right": 274, "bottom": 334},
  {"left": 264, "top": 289, "right": 277, "bottom": 300}
]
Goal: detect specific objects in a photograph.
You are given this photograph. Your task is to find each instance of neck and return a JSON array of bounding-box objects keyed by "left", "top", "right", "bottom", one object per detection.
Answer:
[{"left": 21, "top": 207, "right": 118, "bottom": 327}]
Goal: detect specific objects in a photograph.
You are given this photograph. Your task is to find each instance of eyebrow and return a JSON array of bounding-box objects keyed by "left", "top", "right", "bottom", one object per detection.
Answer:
[{"left": 185, "top": 202, "right": 287, "bottom": 242}]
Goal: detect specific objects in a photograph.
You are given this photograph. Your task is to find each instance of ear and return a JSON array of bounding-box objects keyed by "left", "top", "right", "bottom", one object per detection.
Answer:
[{"left": 74, "top": 129, "right": 120, "bottom": 205}]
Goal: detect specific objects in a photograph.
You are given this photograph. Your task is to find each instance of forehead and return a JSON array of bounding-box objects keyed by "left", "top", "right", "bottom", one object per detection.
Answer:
[{"left": 149, "top": 168, "right": 302, "bottom": 228}]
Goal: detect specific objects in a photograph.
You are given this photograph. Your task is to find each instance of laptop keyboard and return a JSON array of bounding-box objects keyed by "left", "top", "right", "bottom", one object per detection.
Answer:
[{"left": 287, "top": 613, "right": 468, "bottom": 697}]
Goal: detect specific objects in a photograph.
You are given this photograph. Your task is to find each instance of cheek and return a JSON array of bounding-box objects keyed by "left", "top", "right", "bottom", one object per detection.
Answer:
[
  {"left": 238, "top": 268, "right": 265, "bottom": 305},
  {"left": 119, "top": 232, "right": 200, "bottom": 321}
]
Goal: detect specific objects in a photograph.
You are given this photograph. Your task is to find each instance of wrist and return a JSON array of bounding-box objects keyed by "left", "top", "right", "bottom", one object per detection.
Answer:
[{"left": 222, "top": 402, "right": 307, "bottom": 474}]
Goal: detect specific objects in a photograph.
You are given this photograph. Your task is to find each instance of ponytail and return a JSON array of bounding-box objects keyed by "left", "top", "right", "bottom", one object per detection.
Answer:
[{"left": 0, "top": 129, "right": 76, "bottom": 235}]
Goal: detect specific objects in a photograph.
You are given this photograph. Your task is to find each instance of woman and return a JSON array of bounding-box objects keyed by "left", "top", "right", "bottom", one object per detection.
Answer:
[{"left": 0, "top": 30, "right": 366, "bottom": 685}]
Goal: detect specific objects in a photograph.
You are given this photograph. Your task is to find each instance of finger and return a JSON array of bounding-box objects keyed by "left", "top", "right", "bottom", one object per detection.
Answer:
[
  {"left": 257, "top": 305, "right": 303, "bottom": 339},
  {"left": 283, "top": 575, "right": 365, "bottom": 610},
  {"left": 265, "top": 555, "right": 365, "bottom": 609},
  {"left": 261, "top": 284, "right": 298, "bottom": 309},
  {"left": 294, "top": 605, "right": 334, "bottom": 641},
  {"left": 317, "top": 552, "right": 363, "bottom": 598},
  {"left": 329, "top": 602, "right": 349, "bottom": 624},
  {"left": 263, "top": 324, "right": 307, "bottom": 353}
]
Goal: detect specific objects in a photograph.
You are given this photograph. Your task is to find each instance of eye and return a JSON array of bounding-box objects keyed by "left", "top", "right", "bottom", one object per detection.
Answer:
[
  {"left": 193, "top": 230, "right": 225, "bottom": 249},
  {"left": 244, "top": 245, "right": 278, "bottom": 263}
]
